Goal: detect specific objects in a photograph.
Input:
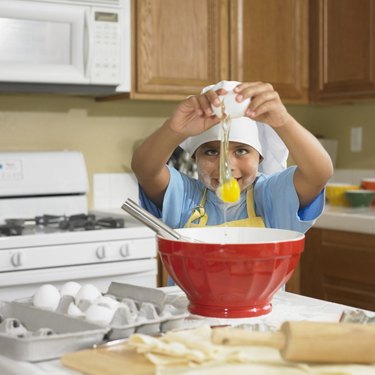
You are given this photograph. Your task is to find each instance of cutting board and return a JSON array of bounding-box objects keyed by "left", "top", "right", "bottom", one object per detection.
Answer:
[{"left": 61, "top": 344, "right": 155, "bottom": 375}]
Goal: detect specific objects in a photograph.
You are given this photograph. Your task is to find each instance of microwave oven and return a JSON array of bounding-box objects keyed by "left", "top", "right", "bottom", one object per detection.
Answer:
[{"left": 0, "top": 0, "right": 130, "bottom": 95}]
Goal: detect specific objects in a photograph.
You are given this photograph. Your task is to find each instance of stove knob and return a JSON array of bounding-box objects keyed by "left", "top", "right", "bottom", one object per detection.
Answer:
[
  {"left": 11, "top": 252, "right": 22, "bottom": 268},
  {"left": 119, "top": 243, "right": 130, "bottom": 258},
  {"left": 95, "top": 245, "right": 107, "bottom": 260}
]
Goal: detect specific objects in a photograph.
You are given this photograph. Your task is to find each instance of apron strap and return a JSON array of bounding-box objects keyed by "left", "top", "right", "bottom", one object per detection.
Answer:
[
  {"left": 246, "top": 187, "right": 257, "bottom": 217},
  {"left": 185, "top": 186, "right": 263, "bottom": 228},
  {"left": 185, "top": 189, "right": 208, "bottom": 226}
]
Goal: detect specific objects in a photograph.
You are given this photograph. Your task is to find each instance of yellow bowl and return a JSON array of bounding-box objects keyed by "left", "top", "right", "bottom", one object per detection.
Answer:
[{"left": 326, "top": 183, "right": 360, "bottom": 206}]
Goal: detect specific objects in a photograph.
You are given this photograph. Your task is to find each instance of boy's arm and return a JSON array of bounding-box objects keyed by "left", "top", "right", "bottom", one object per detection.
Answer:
[
  {"left": 273, "top": 115, "right": 333, "bottom": 207},
  {"left": 132, "top": 94, "right": 221, "bottom": 208},
  {"left": 234, "top": 82, "right": 333, "bottom": 207},
  {"left": 131, "top": 120, "right": 186, "bottom": 208}
]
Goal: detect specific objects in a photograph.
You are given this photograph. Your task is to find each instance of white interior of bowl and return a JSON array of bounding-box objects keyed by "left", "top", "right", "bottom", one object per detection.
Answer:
[{"left": 176, "top": 227, "right": 304, "bottom": 244}]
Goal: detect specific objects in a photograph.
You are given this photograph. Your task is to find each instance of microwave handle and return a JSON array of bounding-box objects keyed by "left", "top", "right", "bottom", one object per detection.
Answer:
[{"left": 84, "top": 9, "right": 94, "bottom": 79}]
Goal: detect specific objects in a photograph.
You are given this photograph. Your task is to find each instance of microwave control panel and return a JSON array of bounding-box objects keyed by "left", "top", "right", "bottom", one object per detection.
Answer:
[{"left": 91, "top": 9, "right": 121, "bottom": 84}]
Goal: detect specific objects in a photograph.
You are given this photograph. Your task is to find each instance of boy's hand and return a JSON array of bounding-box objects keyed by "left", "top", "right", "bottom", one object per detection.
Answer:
[
  {"left": 167, "top": 89, "right": 227, "bottom": 138},
  {"left": 233, "top": 82, "right": 291, "bottom": 128}
]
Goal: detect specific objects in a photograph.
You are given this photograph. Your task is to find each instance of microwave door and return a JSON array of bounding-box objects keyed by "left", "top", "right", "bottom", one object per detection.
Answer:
[{"left": 0, "top": 0, "right": 89, "bottom": 84}]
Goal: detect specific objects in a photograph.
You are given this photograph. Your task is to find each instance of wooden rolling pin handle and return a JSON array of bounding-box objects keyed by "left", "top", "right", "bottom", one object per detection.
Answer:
[
  {"left": 212, "top": 321, "right": 375, "bottom": 364},
  {"left": 211, "top": 327, "right": 285, "bottom": 349},
  {"left": 280, "top": 321, "right": 375, "bottom": 364}
]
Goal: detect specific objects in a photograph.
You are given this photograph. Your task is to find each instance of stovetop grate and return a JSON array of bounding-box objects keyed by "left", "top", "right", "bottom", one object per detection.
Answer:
[{"left": 0, "top": 214, "right": 125, "bottom": 237}]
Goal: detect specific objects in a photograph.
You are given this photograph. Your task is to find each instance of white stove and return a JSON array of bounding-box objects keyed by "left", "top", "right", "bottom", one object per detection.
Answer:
[{"left": 0, "top": 151, "right": 157, "bottom": 300}]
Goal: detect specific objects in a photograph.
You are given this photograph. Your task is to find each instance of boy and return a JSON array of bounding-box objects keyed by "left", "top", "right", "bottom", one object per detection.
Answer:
[{"left": 131, "top": 81, "right": 333, "bottom": 232}]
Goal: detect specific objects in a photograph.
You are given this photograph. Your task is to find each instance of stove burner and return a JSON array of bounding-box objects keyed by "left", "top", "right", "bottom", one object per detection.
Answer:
[
  {"left": 36, "top": 215, "right": 67, "bottom": 226},
  {"left": 58, "top": 214, "right": 124, "bottom": 231},
  {"left": 0, "top": 224, "right": 23, "bottom": 236},
  {"left": 59, "top": 214, "right": 97, "bottom": 231},
  {"left": 1, "top": 214, "right": 125, "bottom": 236}
]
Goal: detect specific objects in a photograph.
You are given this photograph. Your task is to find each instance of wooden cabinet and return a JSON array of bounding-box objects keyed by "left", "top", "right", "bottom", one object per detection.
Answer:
[
  {"left": 309, "top": 0, "right": 375, "bottom": 102},
  {"left": 131, "top": 0, "right": 375, "bottom": 102},
  {"left": 287, "top": 228, "right": 375, "bottom": 311},
  {"left": 230, "top": 0, "right": 309, "bottom": 103},
  {"left": 232, "top": 0, "right": 375, "bottom": 103},
  {"left": 132, "top": 0, "right": 229, "bottom": 100}
]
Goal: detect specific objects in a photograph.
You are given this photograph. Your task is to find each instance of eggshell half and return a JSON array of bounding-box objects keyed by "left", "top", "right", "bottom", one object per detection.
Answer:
[{"left": 212, "top": 92, "right": 250, "bottom": 119}]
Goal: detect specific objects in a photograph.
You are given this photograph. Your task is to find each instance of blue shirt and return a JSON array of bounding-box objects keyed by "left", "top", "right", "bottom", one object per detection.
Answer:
[{"left": 139, "top": 165, "right": 325, "bottom": 233}]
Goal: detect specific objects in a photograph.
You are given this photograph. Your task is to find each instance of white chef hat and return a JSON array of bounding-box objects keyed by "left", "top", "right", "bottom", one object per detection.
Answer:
[
  {"left": 179, "top": 80, "right": 289, "bottom": 175},
  {"left": 180, "top": 117, "right": 263, "bottom": 158}
]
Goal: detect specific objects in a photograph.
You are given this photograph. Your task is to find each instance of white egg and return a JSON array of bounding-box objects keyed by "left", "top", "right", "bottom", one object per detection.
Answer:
[
  {"left": 75, "top": 284, "right": 101, "bottom": 305},
  {"left": 67, "top": 302, "right": 85, "bottom": 317},
  {"left": 94, "top": 295, "right": 119, "bottom": 310},
  {"left": 60, "top": 281, "right": 81, "bottom": 298},
  {"left": 33, "top": 284, "right": 61, "bottom": 311},
  {"left": 85, "top": 304, "right": 115, "bottom": 325},
  {"left": 212, "top": 91, "right": 250, "bottom": 119}
]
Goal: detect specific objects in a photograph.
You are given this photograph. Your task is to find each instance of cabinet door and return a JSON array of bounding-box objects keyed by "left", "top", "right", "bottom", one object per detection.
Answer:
[
  {"left": 310, "top": 0, "right": 375, "bottom": 101},
  {"left": 133, "top": 0, "right": 229, "bottom": 100},
  {"left": 300, "top": 228, "right": 375, "bottom": 311},
  {"left": 230, "top": 0, "right": 309, "bottom": 103}
]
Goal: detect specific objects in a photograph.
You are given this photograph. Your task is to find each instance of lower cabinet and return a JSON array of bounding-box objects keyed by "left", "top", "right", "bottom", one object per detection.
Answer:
[{"left": 286, "top": 227, "right": 375, "bottom": 311}]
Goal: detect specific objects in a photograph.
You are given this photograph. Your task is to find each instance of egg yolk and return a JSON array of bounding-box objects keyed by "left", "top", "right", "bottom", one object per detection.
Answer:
[{"left": 217, "top": 177, "right": 240, "bottom": 203}]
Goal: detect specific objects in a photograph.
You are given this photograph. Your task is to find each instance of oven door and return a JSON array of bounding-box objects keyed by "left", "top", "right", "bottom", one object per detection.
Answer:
[{"left": 0, "top": 259, "right": 157, "bottom": 300}]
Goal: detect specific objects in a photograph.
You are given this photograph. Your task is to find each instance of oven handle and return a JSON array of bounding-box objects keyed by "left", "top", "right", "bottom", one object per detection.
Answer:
[
  {"left": 96, "top": 245, "right": 107, "bottom": 260},
  {"left": 11, "top": 252, "right": 22, "bottom": 268},
  {"left": 119, "top": 243, "right": 130, "bottom": 258}
]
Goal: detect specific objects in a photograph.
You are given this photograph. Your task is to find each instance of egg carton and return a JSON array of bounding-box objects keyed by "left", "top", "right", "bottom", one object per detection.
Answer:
[
  {"left": 105, "top": 282, "right": 189, "bottom": 339},
  {"left": 17, "top": 282, "right": 189, "bottom": 341},
  {"left": 0, "top": 300, "right": 108, "bottom": 362}
]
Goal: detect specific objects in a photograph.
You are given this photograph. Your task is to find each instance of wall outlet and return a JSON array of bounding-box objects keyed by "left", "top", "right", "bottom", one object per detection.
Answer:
[{"left": 350, "top": 127, "right": 362, "bottom": 152}]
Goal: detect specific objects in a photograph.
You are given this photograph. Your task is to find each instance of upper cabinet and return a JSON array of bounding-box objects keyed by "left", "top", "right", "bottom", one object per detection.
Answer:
[
  {"left": 131, "top": 0, "right": 375, "bottom": 103},
  {"left": 132, "top": 0, "right": 229, "bottom": 100},
  {"left": 230, "top": 0, "right": 309, "bottom": 103},
  {"left": 309, "top": 0, "right": 375, "bottom": 102}
]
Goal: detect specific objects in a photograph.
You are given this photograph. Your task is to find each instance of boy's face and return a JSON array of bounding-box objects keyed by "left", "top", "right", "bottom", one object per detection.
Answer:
[{"left": 194, "top": 141, "right": 260, "bottom": 192}]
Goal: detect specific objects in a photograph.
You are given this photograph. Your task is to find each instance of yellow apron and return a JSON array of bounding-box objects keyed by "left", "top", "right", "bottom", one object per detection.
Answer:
[{"left": 184, "top": 187, "right": 265, "bottom": 228}]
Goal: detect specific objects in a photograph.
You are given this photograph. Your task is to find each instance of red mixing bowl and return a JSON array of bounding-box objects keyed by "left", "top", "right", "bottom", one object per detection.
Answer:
[{"left": 157, "top": 227, "right": 305, "bottom": 318}]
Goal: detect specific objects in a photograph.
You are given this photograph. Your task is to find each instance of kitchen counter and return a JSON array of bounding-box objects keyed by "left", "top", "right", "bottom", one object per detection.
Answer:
[
  {"left": 0, "top": 288, "right": 373, "bottom": 375},
  {"left": 94, "top": 204, "right": 375, "bottom": 235},
  {"left": 315, "top": 204, "right": 375, "bottom": 234}
]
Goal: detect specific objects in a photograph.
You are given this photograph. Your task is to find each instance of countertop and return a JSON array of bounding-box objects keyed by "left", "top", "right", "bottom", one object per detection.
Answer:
[
  {"left": 314, "top": 204, "right": 375, "bottom": 234},
  {"left": 94, "top": 205, "right": 375, "bottom": 235},
  {"left": 0, "top": 288, "right": 373, "bottom": 375}
]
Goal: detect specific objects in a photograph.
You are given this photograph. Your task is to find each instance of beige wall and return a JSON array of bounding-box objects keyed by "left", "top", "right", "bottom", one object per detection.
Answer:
[
  {"left": 287, "top": 100, "right": 375, "bottom": 169},
  {"left": 1, "top": 93, "right": 375, "bottom": 207}
]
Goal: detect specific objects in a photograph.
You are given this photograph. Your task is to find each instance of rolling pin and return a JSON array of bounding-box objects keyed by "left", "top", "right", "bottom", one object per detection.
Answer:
[{"left": 211, "top": 321, "right": 375, "bottom": 364}]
